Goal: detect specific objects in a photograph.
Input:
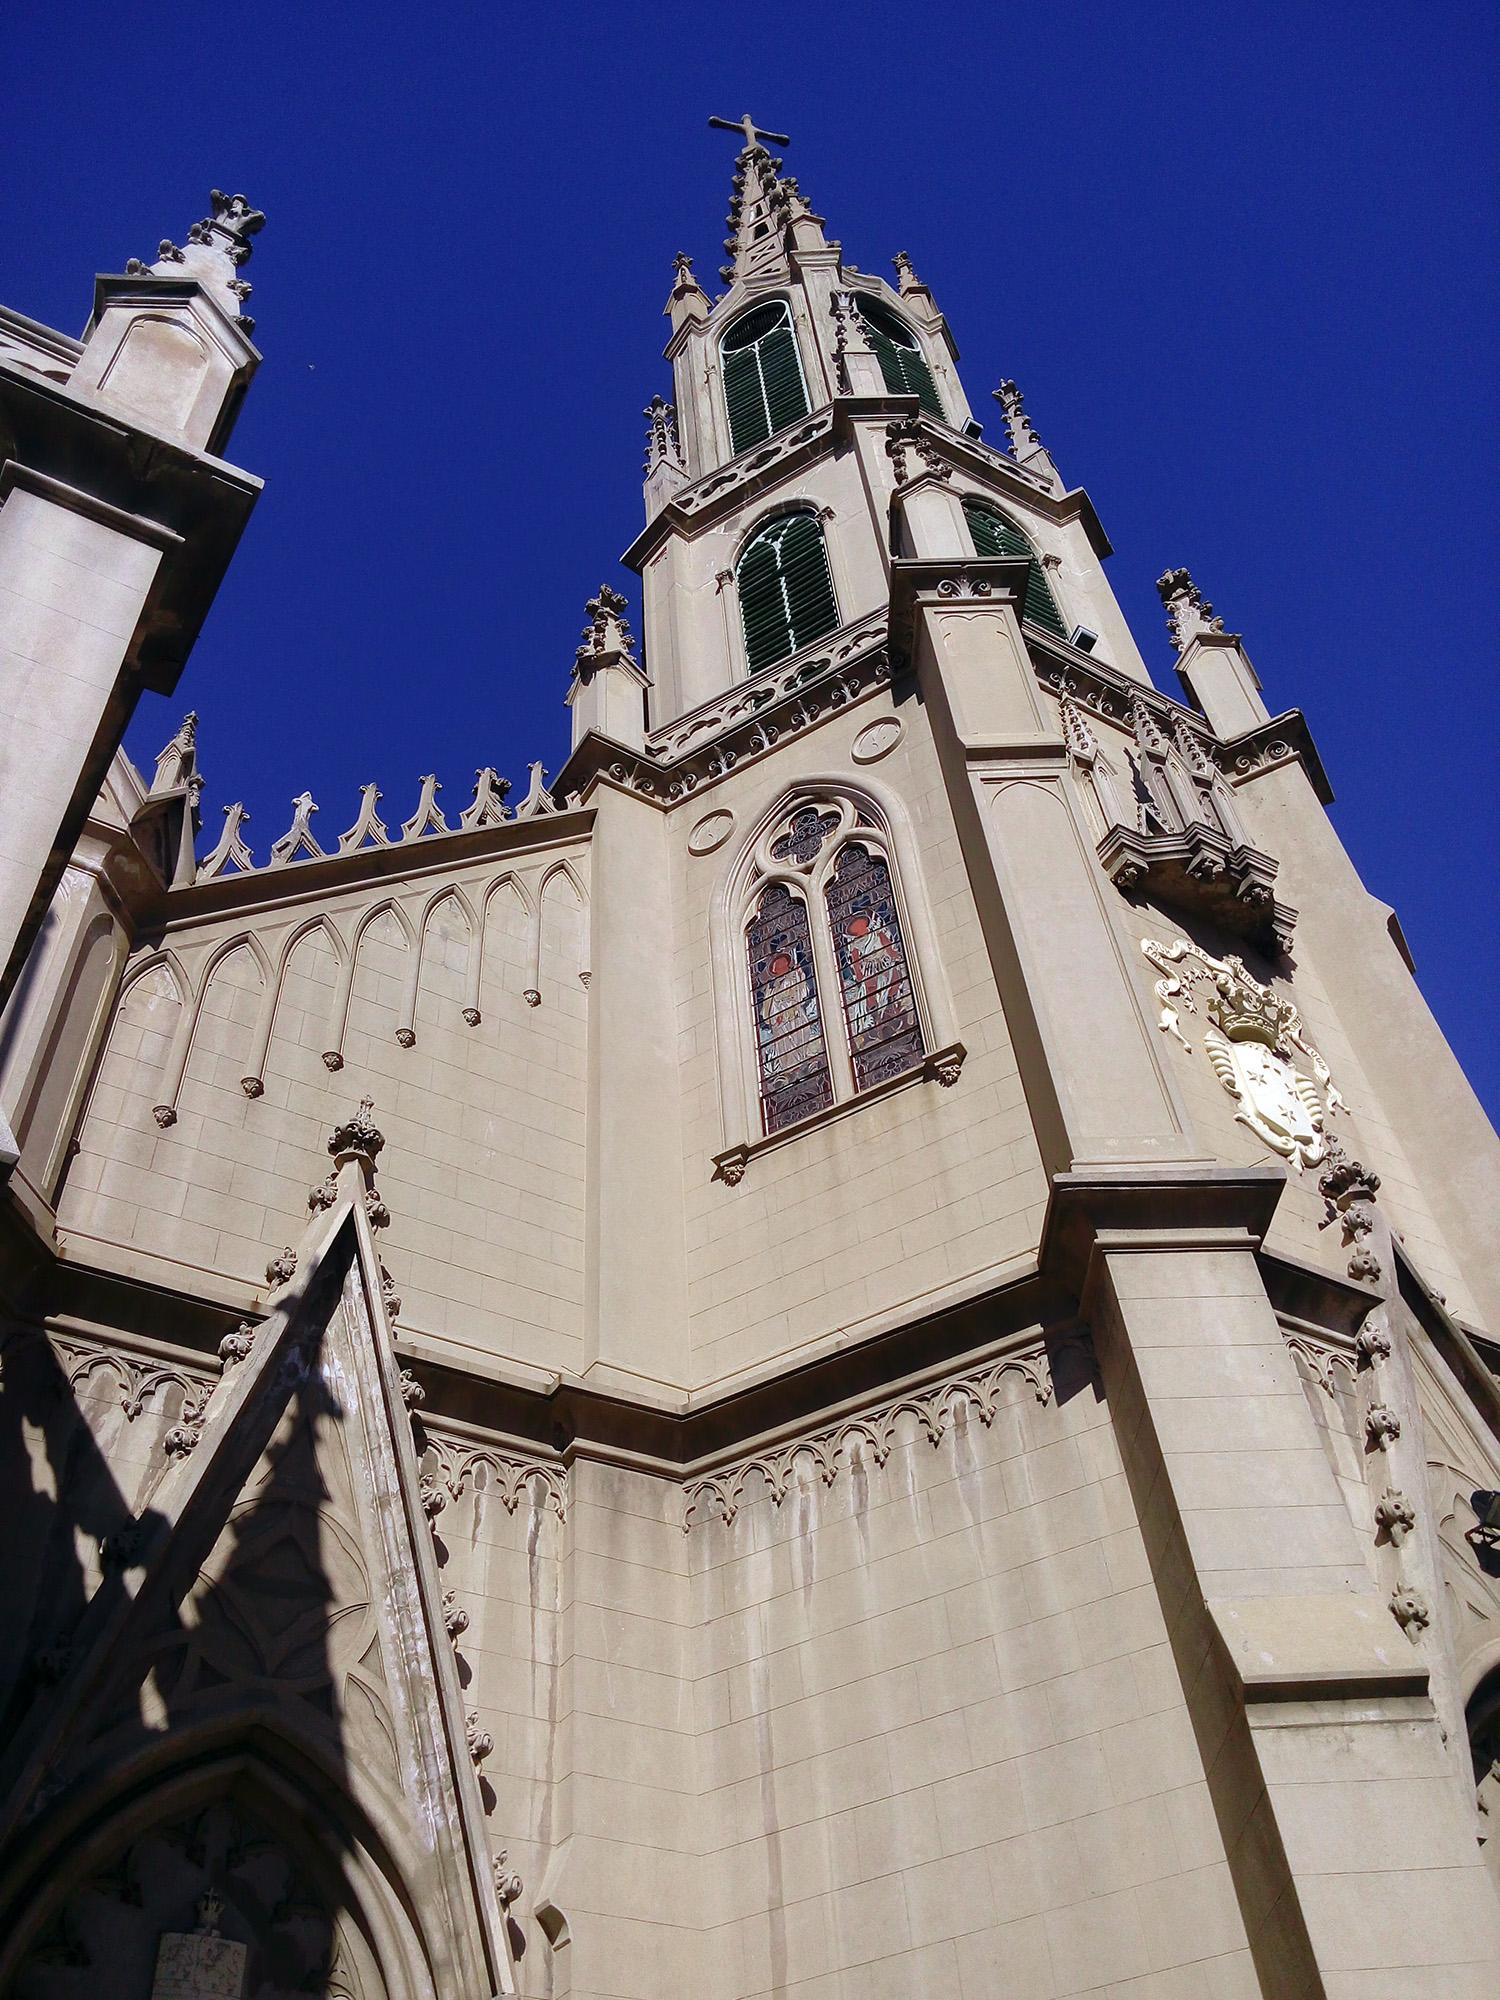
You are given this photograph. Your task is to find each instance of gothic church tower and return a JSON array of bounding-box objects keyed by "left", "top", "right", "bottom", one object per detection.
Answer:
[{"left": 1, "top": 127, "right": 1499, "bottom": 2000}]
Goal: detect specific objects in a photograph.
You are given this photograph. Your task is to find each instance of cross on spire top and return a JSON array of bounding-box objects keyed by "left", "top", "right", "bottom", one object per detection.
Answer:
[{"left": 708, "top": 112, "right": 791, "bottom": 151}]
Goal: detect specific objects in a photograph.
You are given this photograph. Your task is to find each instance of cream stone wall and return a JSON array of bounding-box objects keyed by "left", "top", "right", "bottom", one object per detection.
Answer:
[
  {"left": 682, "top": 1341, "right": 1259, "bottom": 2000},
  {"left": 673, "top": 694, "right": 1049, "bottom": 1392},
  {"left": 59, "top": 841, "right": 592, "bottom": 1376}
]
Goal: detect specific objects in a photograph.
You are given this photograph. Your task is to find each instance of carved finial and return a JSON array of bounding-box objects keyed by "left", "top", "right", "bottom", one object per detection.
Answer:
[
  {"left": 460, "top": 767, "right": 512, "bottom": 830},
  {"left": 1130, "top": 693, "right": 1171, "bottom": 761},
  {"left": 466, "top": 1711, "right": 494, "bottom": 1765},
  {"left": 575, "top": 584, "right": 636, "bottom": 670},
  {"left": 643, "top": 395, "right": 682, "bottom": 475},
  {"left": 329, "top": 1095, "right": 385, "bottom": 1168},
  {"left": 515, "top": 760, "right": 558, "bottom": 820},
  {"left": 993, "top": 380, "right": 1043, "bottom": 457},
  {"left": 125, "top": 189, "right": 264, "bottom": 326},
  {"left": 1157, "top": 567, "right": 1226, "bottom": 653},
  {"left": 197, "top": 801, "right": 253, "bottom": 880},
  {"left": 269, "top": 792, "right": 323, "bottom": 867},
  {"left": 892, "top": 250, "right": 923, "bottom": 294},
  {"left": 337, "top": 783, "right": 390, "bottom": 854},
  {"left": 401, "top": 774, "right": 448, "bottom": 842},
  {"left": 1058, "top": 695, "right": 1099, "bottom": 765}
]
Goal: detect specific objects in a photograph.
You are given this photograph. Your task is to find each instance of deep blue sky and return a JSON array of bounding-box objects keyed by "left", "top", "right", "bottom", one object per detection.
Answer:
[{"left": 4, "top": 2, "right": 1496, "bottom": 1119}]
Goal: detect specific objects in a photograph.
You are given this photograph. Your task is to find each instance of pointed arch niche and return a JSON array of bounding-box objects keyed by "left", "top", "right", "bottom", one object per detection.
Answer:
[{"left": 709, "top": 775, "right": 965, "bottom": 1181}]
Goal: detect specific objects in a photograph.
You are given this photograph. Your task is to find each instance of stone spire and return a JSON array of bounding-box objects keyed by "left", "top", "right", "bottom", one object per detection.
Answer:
[
  {"left": 707, "top": 114, "right": 822, "bottom": 288},
  {"left": 1156, "top": 566, "right": 1269, "bottom": 738},
  {"left": 123, "top": 188, "right": 265, "bottom": 332},
  {"left": 993, "top": 379, "right": 1062, "bottom": 493},
  {"left": 665, "top": 251, "right": 711, "bottom": 334},
  {"left": 567, "top": 585, "right": 647, "bottom": 754}
]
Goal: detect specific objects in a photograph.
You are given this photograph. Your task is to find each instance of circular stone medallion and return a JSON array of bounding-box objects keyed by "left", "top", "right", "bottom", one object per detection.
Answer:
[
  {"left": 851, "top": 716, "right": 904, "bottom": 764},
  {"left": 687, "top": 809, "right": 736, "bottom": 855}
]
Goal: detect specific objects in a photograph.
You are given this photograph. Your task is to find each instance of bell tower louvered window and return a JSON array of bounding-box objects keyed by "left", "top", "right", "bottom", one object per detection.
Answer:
[
  {"left": 736, "top": 512, "right": 839, "bottom": 673},
  {"left": 855, "top": 297, "right": 944, "bottom": 418},
  {"left": 721, "top": 300, "right": 810, "bottom": 455},
  {"left": 962, "top": 500, "right": 1067, "bottom": 637}
]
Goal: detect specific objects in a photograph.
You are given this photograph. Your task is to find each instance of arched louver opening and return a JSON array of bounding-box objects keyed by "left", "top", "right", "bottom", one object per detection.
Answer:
[
  {"left": 747, "top": 882, "right": 833, "bottom": 1134},
  {"left": 855, "top": 296, "right": 944, "bottom": 418},
  {"left": 721, "top": 300, "right": 810, "bottom": 455},
  {"left": 962, "top": 500, "right": 1067, "bottom": 638},
  {"left": 737, "top": 512, "right": 839, "bottom": 673}
]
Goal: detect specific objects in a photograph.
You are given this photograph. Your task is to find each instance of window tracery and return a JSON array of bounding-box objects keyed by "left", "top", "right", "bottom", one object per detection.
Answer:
[
  {"left": 746, "top": 882, "right": 833, "bottom": 1133},
  {"left": 741, "top": 795, "right": 927, "bottom": 1136}
]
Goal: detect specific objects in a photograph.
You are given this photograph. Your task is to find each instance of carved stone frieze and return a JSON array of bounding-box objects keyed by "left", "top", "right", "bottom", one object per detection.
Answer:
[
  {"left": 1283, "top": 1331, "right": 1358, "bottom": 1400},
  {"left": 650, "top": 609, "right": 887, "bottom": 762},
  {"left": 420, "top": 1429, "right": 568, "bottom": 1523},
  {"left": 682, "top": 1334, "right": 1088, "bottom": 1530},
  {"left": 49, "top": 1336, "right": 215, "bottom": 1424}
]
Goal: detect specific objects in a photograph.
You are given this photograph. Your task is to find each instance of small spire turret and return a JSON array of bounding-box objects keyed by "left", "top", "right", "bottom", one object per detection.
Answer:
[
  {"left": 993, "top": 380, "right": 1062, "bottom": 493},
  {"left": 123, "top": 188, "right": 265, "bottom": 331}
]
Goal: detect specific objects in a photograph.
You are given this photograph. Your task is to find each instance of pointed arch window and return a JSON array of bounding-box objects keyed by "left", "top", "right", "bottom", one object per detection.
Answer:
[
  {"left": 747, "top": 882, "right": 834, "bottom": 1133},
  {"left": 721, "top": 300, "right": 810, "bottom": 454},
  {"left": 962, "top": 499, "right": 1067, "bottom": 637},
  {"left": 737, "top": 510, "right": 839, "bottom": 673},
  {"left": 741, "top": 799, "right": 930, "bottom": 1138},
  {"left": 855, "top": 296, "right": 944, "bottom": 418},
  {"left": 825, "top": 844, "right": 923, "bottom": 1090}
]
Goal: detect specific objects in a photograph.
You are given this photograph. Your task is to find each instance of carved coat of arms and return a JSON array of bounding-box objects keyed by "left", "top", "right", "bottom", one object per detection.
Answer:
[{"left": 1142, "top": 938, "right": 1344, "bottom": 1171}]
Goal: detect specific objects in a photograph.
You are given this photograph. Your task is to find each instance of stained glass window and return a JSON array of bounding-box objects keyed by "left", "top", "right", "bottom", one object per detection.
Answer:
[
  {"left": 771, "top": 807, "right": 840, "bottom": 866},
  {"left": 825, "top": 846, "right": 923, "bottom": 1091},
  {"left": 746, "top": 883, "right": 834, "bottom": 1134}
]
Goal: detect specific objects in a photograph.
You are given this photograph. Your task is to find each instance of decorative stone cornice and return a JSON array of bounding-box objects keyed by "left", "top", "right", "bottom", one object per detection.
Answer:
[
  {"left": 48, "top": 1334, "right": 214, "bottom": 1422},
  {"left": 683, "top": 1331, "right": 1090, "bottom": 1529},
  {"left": 1217, "top": 711, "right": 1334, "bottom": 804},
  {"left": 419, "top": 1427, "right": 568, "bottom": 1522},
  {"left": 563, "top": 615, "right": 893, "bottom": 808}
]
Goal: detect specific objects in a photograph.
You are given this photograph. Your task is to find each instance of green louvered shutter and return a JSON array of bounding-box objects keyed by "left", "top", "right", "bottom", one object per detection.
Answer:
[
  {"left": 721, "top": 301, "right": 810, "bottom": 454},
  {"left": 856, "top": 297, "right": 944, "bottom": 418},
  {"left": 962, "top": 500, "right": 1067, "bottom": 637},
  {"left": 738, "top": 512, "right": 839, "bottom": 672}
]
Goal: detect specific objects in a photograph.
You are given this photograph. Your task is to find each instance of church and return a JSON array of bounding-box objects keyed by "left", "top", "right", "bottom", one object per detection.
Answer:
[{"left": 1, "top": 119, "right": 1499, "bottom": 2000}]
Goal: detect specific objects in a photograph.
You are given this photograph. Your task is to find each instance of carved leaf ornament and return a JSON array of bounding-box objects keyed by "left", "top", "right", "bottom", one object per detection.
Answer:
[{"left": 1142, "top": 937, "right": 1343, "bottom": 1170}]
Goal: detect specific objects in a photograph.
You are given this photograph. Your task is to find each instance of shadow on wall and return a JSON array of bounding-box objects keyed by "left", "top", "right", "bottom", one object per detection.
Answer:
[{"left": 0, "top": 1290, "right": 382, "bottom": 1998}]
